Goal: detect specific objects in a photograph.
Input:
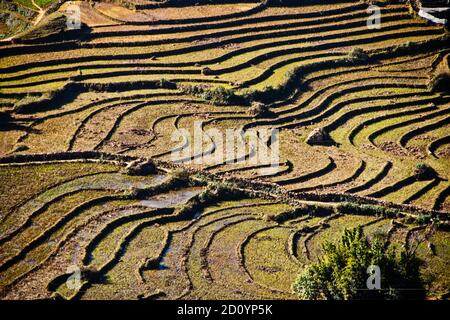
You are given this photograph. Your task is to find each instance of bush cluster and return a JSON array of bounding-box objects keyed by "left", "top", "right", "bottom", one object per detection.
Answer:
[
  {"left": 292, "top": 226, "right": 424, "bottom": 300},
  {"left": 347, "top": 47, "right": 369, "bottom": 62},
  {"left": 267, "top": 204, "right": 334, "bottom": 223},
  {"left": 337, "top": 202, "right": 400, "bottom": 218},
  {"left": 242, "top": 66, "right": 303, "bottom": 104},
  {"left": 178, "top": 180, "right": 245, "bottom": 218},
  {"left": 180, "top": 84, "right": 247, "bottom": 105},
  {"left": 414, "top": 163, "right": 438, "bottom": 181}
]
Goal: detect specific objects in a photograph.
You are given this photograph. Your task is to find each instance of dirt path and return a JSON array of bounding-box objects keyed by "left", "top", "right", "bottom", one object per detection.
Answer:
[
  {"left": 0, "top": 0, "right": 47, "bottom": 42},
  {"left": 31, "top": 0, "right": 47, "bottom": 26}
]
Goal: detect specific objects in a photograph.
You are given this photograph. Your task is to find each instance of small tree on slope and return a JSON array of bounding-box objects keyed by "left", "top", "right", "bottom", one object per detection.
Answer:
[{"left": 292, "top": 226, "right": 425, "bottom": 300}]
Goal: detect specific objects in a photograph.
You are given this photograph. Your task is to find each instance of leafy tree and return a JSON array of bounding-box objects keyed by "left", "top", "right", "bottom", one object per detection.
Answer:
[{"left": 292, "top": 226, "right": 425, "bottom": 300}]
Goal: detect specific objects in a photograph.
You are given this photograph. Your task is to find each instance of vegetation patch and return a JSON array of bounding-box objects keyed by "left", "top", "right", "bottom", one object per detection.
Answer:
[
  {"left": 0, "top": 0, "right": 449, "bottom": 300},
  {"left": 292, "top": 226, "right": 425, "bottom": 300},
  {"left": 179, "top": 84, "right": 248, "bottom": 106}
]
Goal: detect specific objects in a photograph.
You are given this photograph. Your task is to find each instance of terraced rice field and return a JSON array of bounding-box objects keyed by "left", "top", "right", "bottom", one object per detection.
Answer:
[{"left": 0, "top": 0, "right": 449, "bottom": 300}]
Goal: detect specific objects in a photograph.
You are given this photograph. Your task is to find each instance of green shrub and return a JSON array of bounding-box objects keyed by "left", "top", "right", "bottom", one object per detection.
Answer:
[
  {"left": 168, "top": 169, "right": 192, "bottom": 186},
  {"left": 204, "top": 180, "right": 244, "bottom": 200},
  {"left": 241, "top": 66, "right": 303, "bottom": 104},
  {"left": 347, "top": 47, "right": 369, "bottom": 62},
  {"left": 416, "top": 214, "right": 432, "bottom": 225},
  {"left": 180, "top": 84, "right": 246, "bottom": 105},
  {"left": 201, "top": 67, "right": 213, "bottom": 76},
  {"left": 414, "top": 163, "right": 438, "bottom": 181},
  {"left": 337, "top": 202, "right": 400, "bottom": 218},
  {"left": 178, "top": 180, "right": 244, "bottom": 218},
  {"left": 292, "top": 227, "right": 424, "bottom": 300},
  {"left": 271, "top": 204, "right": 333, "bottom": 223}
]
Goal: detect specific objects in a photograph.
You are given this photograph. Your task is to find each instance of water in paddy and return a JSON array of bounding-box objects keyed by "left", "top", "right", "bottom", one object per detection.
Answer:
[
  {"left": 140, "top": 187, "right": 203, "bottom": 208},
  {"left": 0, "top": 172, "right": 167, "bottom": 235}
]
